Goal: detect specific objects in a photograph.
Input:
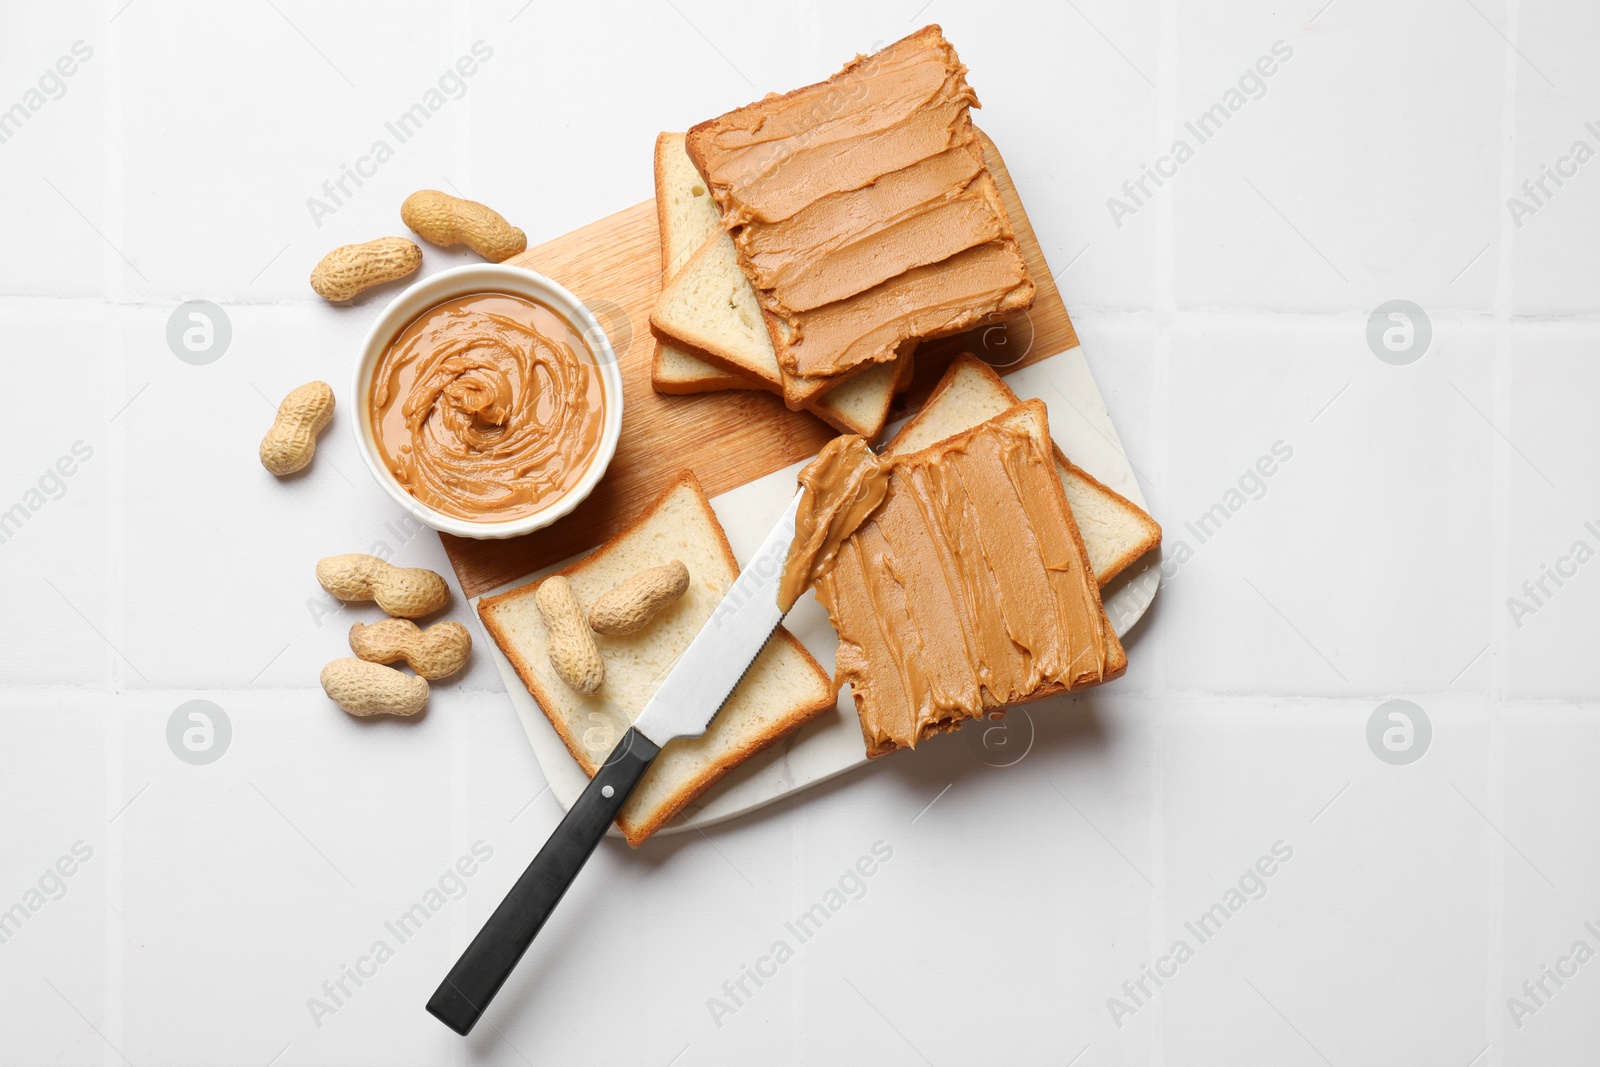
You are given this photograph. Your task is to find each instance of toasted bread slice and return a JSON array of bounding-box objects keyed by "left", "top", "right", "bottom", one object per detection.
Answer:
[
  {"left": 650, "top": 224, "right": 909, "bottom": 437},
  {"left": 479, "top": 472, "right": 835, "bottom": 845},
  {"left": 885, "top": 355, "right": 1161, "bottom": 585},
  {"left": 814, "top": 399, "right": 1125, "bottom": 759}
]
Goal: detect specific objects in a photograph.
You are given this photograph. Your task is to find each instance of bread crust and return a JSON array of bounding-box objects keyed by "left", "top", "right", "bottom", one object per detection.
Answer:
[
  {"left": 650, "top": 370, "right": 761, "bottom": 396},
  {"left": 650, "top": 339, "right": 766, "bottom": 395},
  {"left": 623, "top": 621, "right": 833, "bottom": 843},
  {"left": 650, "top": 339, "right": 901, "bottom": 437},
  {"left": 797, "top": 348, "right": 916, "bottom": 437},
  {"left": 652, "top": 131, "right": 678, "bottom": 279},
  {"left": 1060, "top": 458, "right": 1163, "bottom": 582}
]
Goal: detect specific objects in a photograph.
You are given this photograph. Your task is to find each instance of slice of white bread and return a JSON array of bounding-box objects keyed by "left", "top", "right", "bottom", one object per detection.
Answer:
[
  {"left": 652, "top": 346, "right": 754, "bottom": 394},
  {"left": 479, "top": 471, "right": 835, "bottom": 846},
  {"left": 655, "top": 132, "right": 724, "bottom": 278},
  {"left": 650, "top": 133, "right": 907, "bottom": 438},
  {"left": 653, "top": 133, "right": 755, "bottom": 396},
  {"left": 885, "top": 354, "right": 1161, "bottom": 586},
  {"left": 652, "top": 230, "right": 776, "bottom": 388}
]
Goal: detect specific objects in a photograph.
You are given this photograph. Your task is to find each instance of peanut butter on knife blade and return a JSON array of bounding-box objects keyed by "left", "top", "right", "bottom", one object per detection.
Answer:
[{"left": 778, "top": 435, "right": 891, "bottom": 612}]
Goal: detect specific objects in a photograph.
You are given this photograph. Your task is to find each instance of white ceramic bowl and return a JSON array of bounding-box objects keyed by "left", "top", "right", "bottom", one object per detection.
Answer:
[{"left": 351, "top": 264, "right": 624, "bottom": 540}]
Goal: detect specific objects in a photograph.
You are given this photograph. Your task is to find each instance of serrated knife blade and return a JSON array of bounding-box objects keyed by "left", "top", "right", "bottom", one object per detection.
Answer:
[{"left": 631, "top": 489, "right": 801, "bottom": 746}]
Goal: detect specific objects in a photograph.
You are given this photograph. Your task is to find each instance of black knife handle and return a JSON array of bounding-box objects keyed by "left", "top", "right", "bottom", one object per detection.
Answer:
[{"left": 426, "top": 726, "right": 660, "bottom": 1035}]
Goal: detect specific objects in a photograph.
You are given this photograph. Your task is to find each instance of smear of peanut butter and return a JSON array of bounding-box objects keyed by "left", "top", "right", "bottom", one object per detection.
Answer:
[
  {"left": 778, "top": 434, "right": 891, "bottom": 612},
  {"left": 370, "top": 292, "right": 605, "bottom": 521}
]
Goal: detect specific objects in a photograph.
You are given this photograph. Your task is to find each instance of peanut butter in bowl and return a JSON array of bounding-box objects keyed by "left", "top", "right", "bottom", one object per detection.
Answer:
[
  {"left": 370, "top": 292, "right": 607, "bottom": 522},
  {"left": 353, "top": 266, "right": 623, "bottom": 539}
]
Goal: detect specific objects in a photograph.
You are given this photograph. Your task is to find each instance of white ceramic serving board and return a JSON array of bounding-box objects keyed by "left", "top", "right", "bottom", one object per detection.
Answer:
[{"left": 478, "top": 346, "right": 1158, "bottom": 837}]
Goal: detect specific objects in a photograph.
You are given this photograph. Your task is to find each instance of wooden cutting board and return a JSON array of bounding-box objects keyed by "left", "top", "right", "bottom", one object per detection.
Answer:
[{"left": 441, "top": 131, "right": 1078, "bottom": 598}]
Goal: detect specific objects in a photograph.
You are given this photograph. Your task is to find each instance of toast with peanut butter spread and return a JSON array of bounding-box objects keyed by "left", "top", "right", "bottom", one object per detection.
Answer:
[
  {"left": 685, "top": 26, "right": 1034, "bottom": 408},
  {"left": 806, "top": 400, "right": 1125, "bottom": 758}
]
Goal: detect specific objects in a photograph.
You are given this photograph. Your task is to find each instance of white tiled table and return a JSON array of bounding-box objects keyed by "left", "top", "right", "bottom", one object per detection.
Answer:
[{"left": 2, "top": 2, "right": 1595, "bottom": 1064}]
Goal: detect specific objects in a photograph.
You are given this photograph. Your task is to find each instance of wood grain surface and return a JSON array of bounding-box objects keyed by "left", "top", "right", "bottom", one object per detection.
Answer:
[{"left": 442, "top": 131, "right": 1079, "bottom": 598}]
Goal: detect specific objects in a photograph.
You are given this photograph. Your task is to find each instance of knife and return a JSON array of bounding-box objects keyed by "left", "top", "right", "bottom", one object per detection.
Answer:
[{"left": 426, "top": 490, "right": 803, "bottom": 1036}]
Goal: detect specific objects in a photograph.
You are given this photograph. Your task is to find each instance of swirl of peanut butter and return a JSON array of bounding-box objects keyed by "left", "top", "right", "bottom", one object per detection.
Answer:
[{"left": 371, "top": 292, "right": 606, "bottom": 521}]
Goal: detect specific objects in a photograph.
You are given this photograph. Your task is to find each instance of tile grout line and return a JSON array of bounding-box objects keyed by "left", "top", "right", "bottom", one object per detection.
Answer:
[
  {"left": 1150, "top": 0, "right": 1177, "bottom": 1061},
  {"left": 105, "top": 304, "right": 128, "bottom": 1067},
  {"left": 102, "top": 5, "right": 128, "bottom": 1059},
  {"left": 1149, "top": 707, "right": 1169, "bottom": 1064},
  {"left": 454, "top": 0, "right": 471, "bottom": 204},
  {"left": 107, "top": 683, "right": 127, "bottom": 1067},
  {"left": 1486, "top": 0, "right": 1521, "bottom": 1057},
  {"left": 1153, "top": 2, "right": 1177, "bottom": 329}
]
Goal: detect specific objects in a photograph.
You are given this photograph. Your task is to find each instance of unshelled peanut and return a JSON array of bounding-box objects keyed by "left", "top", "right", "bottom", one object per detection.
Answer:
[
  {"left": 320, "top": 658, "right": 428, "bottom": 717},
  {"left": 535, "top": 576, "right": 603, "bottom": 695},
  {"left": 310, "top": 237, "right": 422, "bottom": 302},
  {"left": 348, "top": 618, "right": 471, "bottom": 680},
  {"left": 588, "top": 560, "right": 689, "bottom": 635},
  {"left": 401, "top": 190, "right": 526, "bottom": 262},
  {"left": 259, "top": 381, "right": 335, "bottom": 476},
  {"left": 316, "top": 553, "right": 449, "bottom": 618}
]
